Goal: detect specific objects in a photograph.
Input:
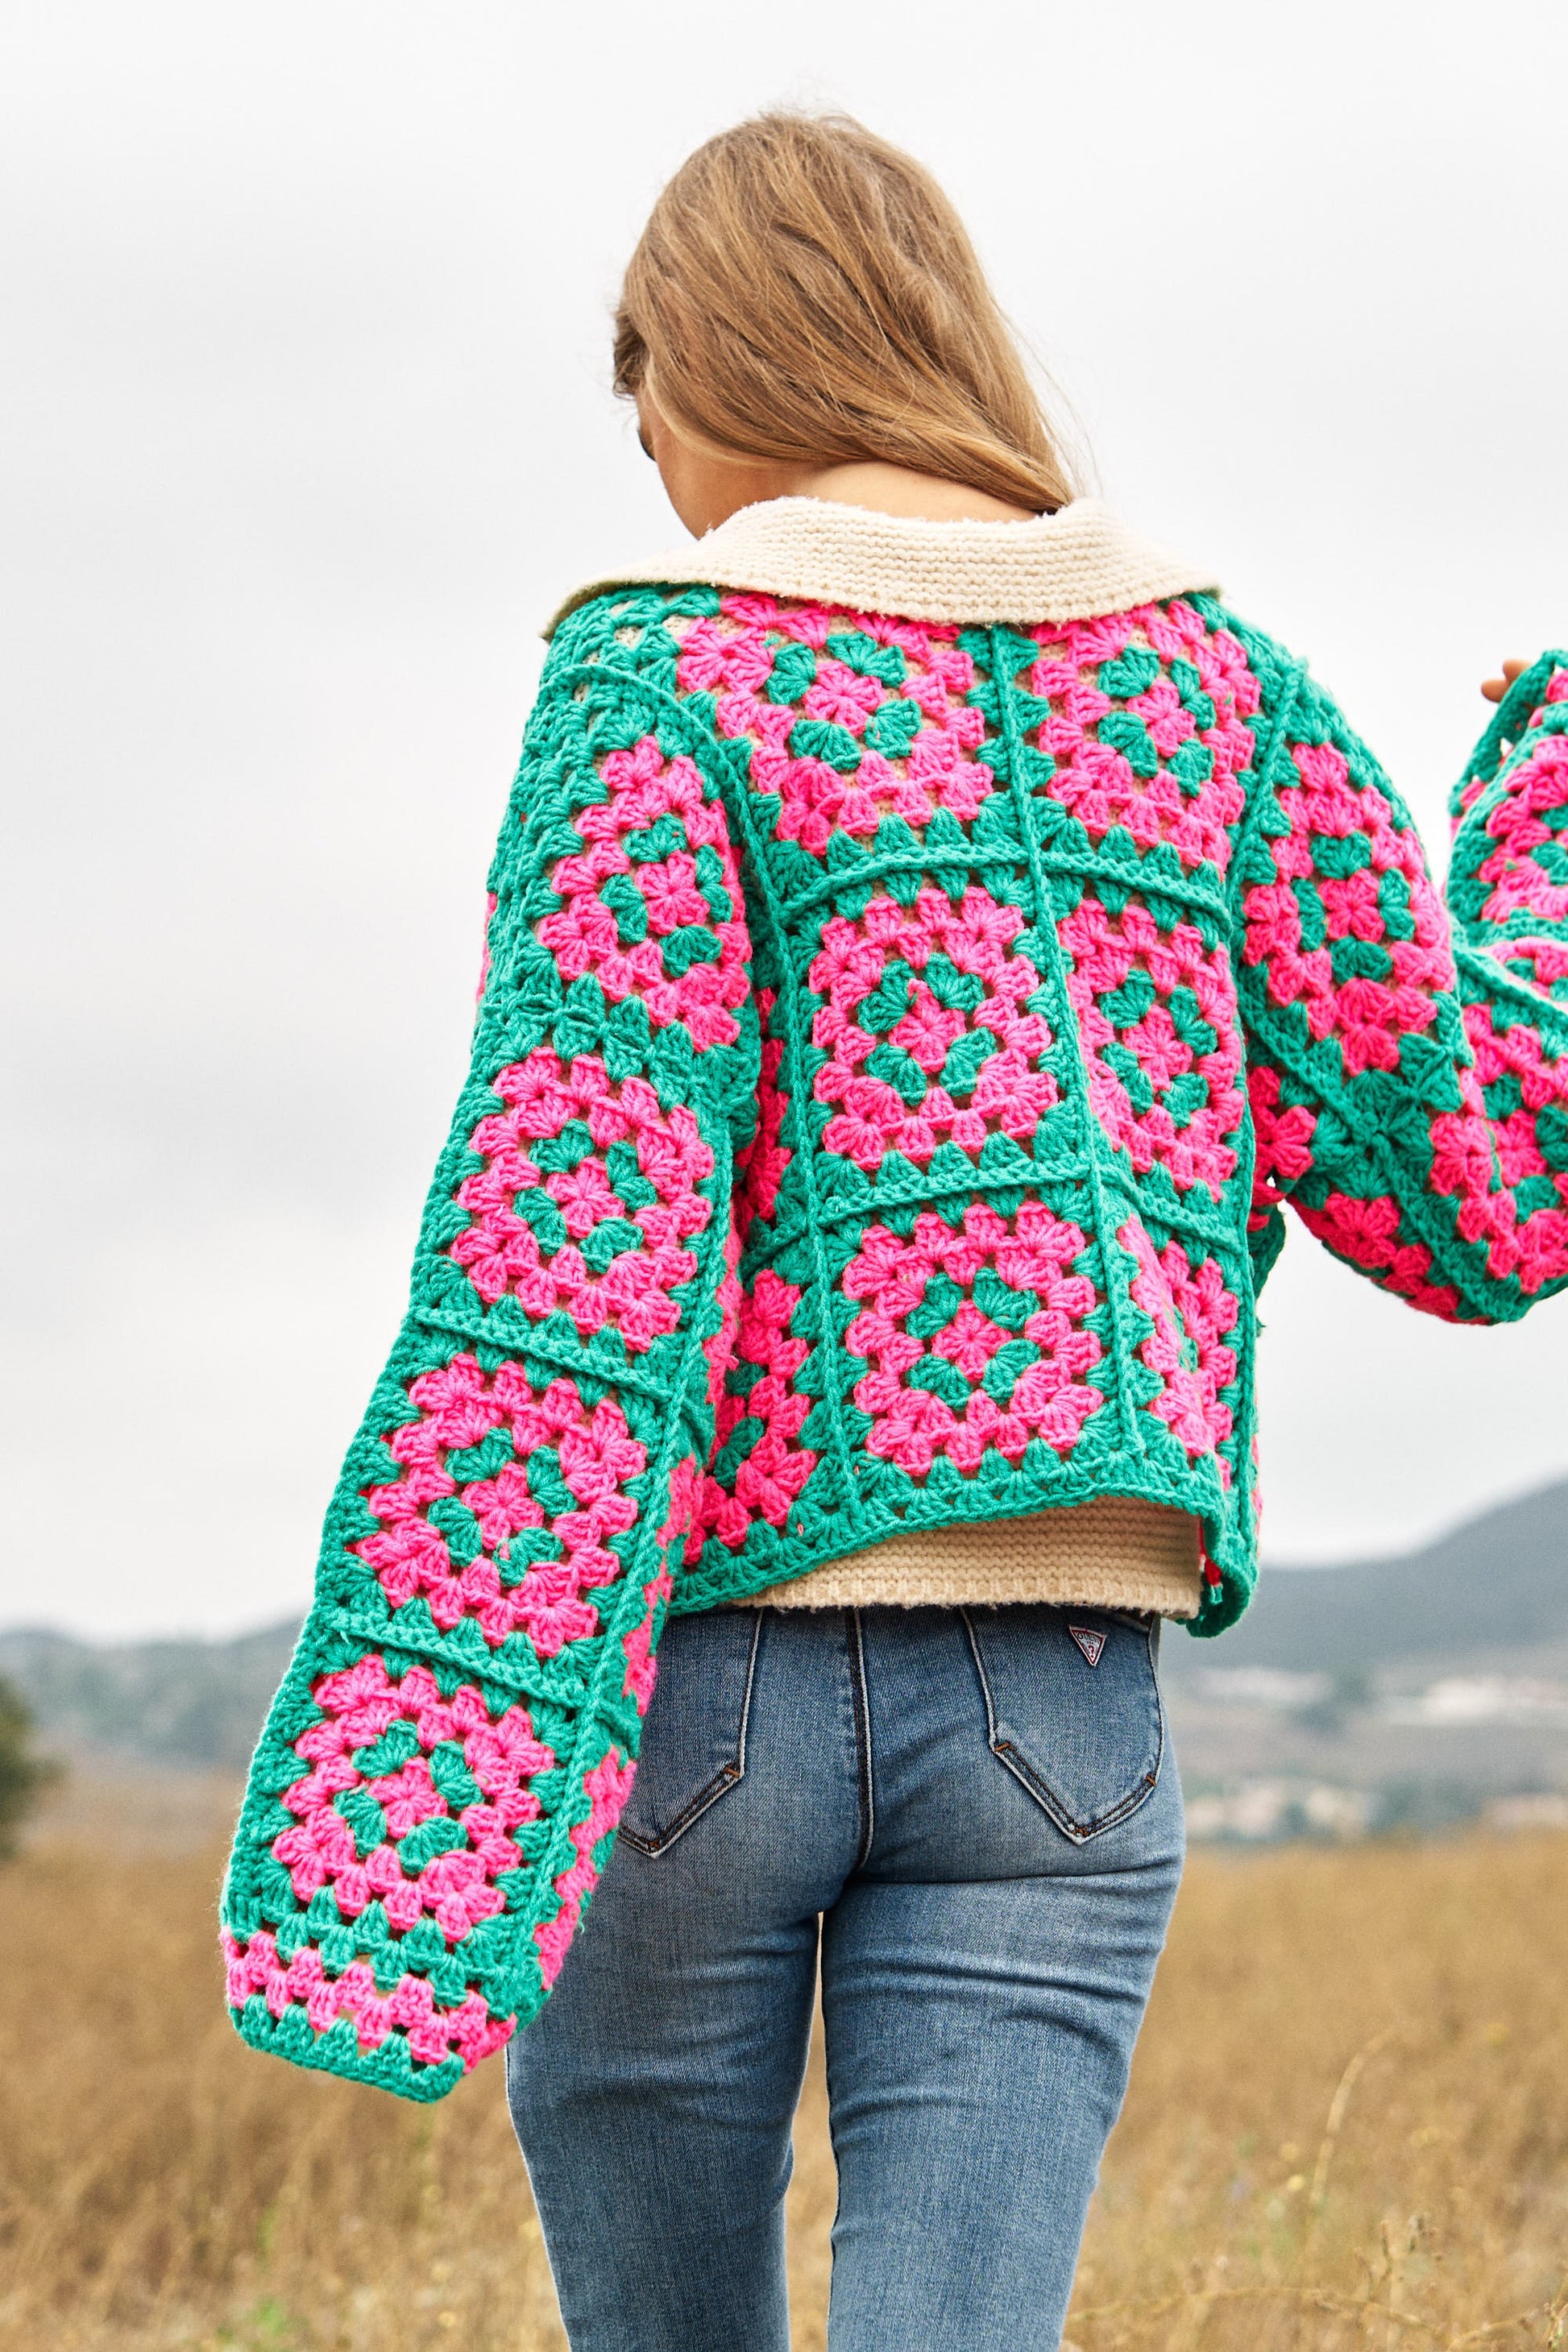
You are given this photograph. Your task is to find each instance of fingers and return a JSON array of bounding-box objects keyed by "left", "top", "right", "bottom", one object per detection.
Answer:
[{"left": 1481, "top": 657, "right": 1529, "bottom": 703}]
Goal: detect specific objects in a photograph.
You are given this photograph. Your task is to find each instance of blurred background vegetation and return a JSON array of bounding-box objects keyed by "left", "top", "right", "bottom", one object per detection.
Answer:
[
  {"left": 0, "top": 1675, "right": 60, "bottom": 1861},
  {"left": 2, "top": 1773, "right": 1565, "bottom": 2350}
]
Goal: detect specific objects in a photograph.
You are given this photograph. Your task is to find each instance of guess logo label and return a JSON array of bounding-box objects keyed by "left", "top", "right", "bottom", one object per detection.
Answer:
[{"left": 1068, "top": 1624, "right": 1107, "bottom": 1668}]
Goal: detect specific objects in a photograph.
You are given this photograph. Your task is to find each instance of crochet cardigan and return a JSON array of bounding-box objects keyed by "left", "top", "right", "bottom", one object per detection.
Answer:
[{"left": 222, "top": 497, "right": 1568, "bottom": 2101}]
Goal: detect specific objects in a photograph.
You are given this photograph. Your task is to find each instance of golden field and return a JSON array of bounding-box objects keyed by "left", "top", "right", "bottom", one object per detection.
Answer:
[{"left": 2, "top": 1776, "right": 1566, "bottom": 2351}]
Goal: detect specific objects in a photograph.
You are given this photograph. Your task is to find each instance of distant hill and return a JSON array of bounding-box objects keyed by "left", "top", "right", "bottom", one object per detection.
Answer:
[
  {"left": 0, "top": 1620, "right": 300, "bottom": 1771},
  {"left": 2, "top": 1479, "right": 1565, "bottom": 1773},
  {"left": 1175, "top": 1479, "right": 1568, "bottom": 1683}
]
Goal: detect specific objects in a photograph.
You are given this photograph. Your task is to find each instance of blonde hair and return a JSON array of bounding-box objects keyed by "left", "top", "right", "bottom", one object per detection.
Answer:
[{"left": 614, "top": 113, "right": 1079, "bottom": 514}]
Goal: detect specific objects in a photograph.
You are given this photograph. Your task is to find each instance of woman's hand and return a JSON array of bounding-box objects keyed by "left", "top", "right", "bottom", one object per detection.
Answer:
[{"left": 1482, "top": 658, "right": 1528, "bottom": 703}]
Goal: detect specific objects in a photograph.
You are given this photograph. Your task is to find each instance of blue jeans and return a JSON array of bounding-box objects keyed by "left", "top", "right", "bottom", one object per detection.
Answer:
[{"left": 506, "top": 1603, "right": 1184, "bottom": 2351}]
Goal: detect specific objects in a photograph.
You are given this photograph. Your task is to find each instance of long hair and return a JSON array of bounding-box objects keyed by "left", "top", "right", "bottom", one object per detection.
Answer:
[{"left": 613, "top": 112, "right": 1079, "bottom": 514}]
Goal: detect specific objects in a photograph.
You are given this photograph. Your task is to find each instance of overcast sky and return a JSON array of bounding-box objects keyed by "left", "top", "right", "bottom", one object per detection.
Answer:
[{"left": 5, "top": 0, "right": 1566, "bottom": 1639}]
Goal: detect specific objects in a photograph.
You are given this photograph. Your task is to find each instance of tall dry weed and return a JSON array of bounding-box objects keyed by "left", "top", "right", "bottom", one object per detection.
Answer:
[
  {"left": 2, "top": 1779, "right": 1565, "bottom": 2350},
  {"left": 1071, "top": 1835, "right": 1568, "bottom": 2349}
]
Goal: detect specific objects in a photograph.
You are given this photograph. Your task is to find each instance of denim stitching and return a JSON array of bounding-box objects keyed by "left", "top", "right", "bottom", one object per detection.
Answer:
[
  {"left": 847, "top": 1607, "right": 876, "bottom": 1870},
  {"left": 960, "top": 1608, "right": 1162, "bottom": 1845},
  {"left": 618, "top": 1609, "right": 763, "bottom": 1858}
]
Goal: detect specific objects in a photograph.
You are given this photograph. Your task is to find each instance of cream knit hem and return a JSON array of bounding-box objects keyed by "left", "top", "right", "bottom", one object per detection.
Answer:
[
  {"left": 735, "top": 1495, "right": 1203, "bottom": 1617},
  {"left": 545, "top": 496, "right": 1217, "bottom": 635}
]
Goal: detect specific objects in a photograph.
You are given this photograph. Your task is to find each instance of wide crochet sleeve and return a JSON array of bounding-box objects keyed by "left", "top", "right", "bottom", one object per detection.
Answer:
[
  {"left": 220, "top": 589, "right": 757, "bottom": 2101},
  {"left": 1231, "top": 633, "right": 1568, "bottom": 1319}
]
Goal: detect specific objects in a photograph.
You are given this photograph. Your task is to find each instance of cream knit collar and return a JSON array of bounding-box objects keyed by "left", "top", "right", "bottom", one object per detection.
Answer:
[{"left": 545, "top": 495, "right": 1217, "bottom": 636}]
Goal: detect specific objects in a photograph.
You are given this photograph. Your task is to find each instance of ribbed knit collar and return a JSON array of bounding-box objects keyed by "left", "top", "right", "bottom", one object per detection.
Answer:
[{"left": 545, "top": 495, "right": 1217, "bottom": 636}]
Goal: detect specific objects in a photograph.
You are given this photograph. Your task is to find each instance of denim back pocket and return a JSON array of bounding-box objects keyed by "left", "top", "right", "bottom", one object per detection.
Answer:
[
  {"left": 961, "top": 1605, "right": 1164, "bottom": 1844},
  {"left": 617, "top": 1606, "right": 763, "bottom": 1856}
]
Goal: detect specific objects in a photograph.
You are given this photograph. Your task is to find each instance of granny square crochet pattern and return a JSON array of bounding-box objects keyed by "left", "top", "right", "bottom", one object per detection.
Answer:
[{"left": 223, "top": 512, "right": 1568, "bottom": 2100}]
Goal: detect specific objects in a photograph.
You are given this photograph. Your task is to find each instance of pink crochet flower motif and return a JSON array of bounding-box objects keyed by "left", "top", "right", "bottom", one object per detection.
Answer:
[
  {"left": 842, "top": 1201, "right": 1104, "bottom": 1479},
  {"left": 223, "top": 1928, "right": 512, "bottom": 2076},
  {"left": 703, "top": 1217, "right": 745, "bottom": 1409},
  {"left": 735, "top": 991, "right": 791, "bottom": 1243},
  {"left": 534, "top": 1747, "right": 636, "bottom": 1989},
  {"left": 1466, "top": 670, "right": 1568, "bottom": 925},
  {"left": 255, "top": 1655, "right": 562, "bottom": 2022},
  {"left": 1292, "top": 1191, "right": 1462, "bottom": 1321},
  {"left": 621, "top": 1455, "right": 700, "bottom": 1714},
  {"left": 699, "top": 1267, "right": 819, "bottom": 1552},
  {"left": 537, "top": 732, "right": 750, "bottom": 1050},
  {"left": 808, "top": 884, "right": 1057, "bottom": 1173},
  {"left": 671, "top": 595, "right": 995, "bottom": 853},
  {"left": 1121, "top": 1222, "right": 1239, "bottom": 1475},
  {"left": 1061, "top": 894, "right": 1243, "bottom": 1198},
  {"left": 1247, "top": 1065, "right": 1317, "bottom": 1217},
  {"left": 1488, "top": 935, "right": 1568, "bottom": 1000},
  {"left": 450, "top": 1047, "right": 714, "bottom": 1349},
  {"left": 1458, "top": 1002, "right": 1568, "bottom": 1296},
  {"left": 1023, "top": 599, "right": 1259, "bottom": 873},
  {"left": 1450, "top": 667, "right": 1567, "bottom": 824},
  {"left": 357, "top": 1358, "right": 645, "bottom": 1657},
  {"left": 1242, "top": 740, "right": 1456, "bottom": 1076},
  {"left": 684, "top": 985, "right": 819, "bottom": 1557}
]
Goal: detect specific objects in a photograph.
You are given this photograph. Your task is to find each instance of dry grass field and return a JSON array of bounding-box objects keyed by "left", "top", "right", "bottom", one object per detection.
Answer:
[{"left": 2, "top": 1776, "right": 1566, "bottom": 2352}]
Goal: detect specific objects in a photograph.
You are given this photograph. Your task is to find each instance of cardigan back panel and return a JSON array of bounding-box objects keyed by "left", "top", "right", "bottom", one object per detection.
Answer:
[{"left": 221, "top": 504, "right": 1568, "bottom": 2101}]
